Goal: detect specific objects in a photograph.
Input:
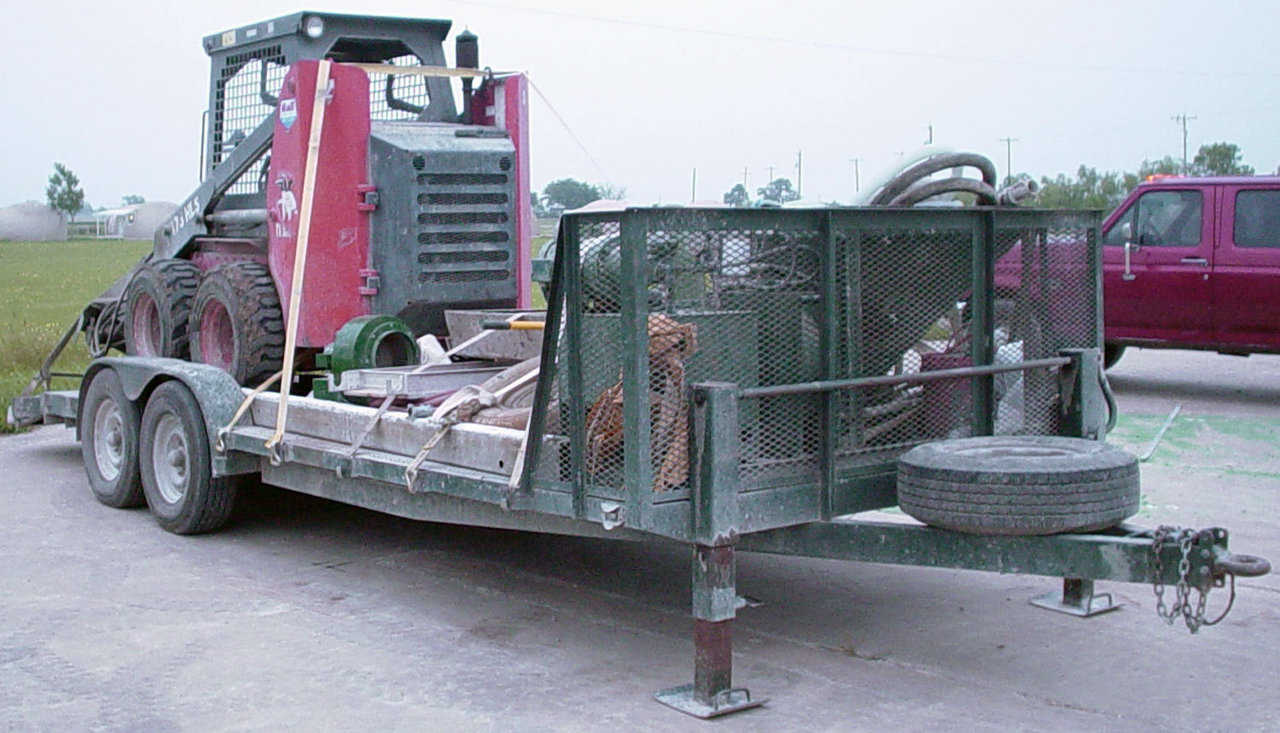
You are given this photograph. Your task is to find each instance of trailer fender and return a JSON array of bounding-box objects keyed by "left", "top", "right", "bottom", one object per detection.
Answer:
[{"left": 79, "top": 357, "right": 257, "bottom": 476}]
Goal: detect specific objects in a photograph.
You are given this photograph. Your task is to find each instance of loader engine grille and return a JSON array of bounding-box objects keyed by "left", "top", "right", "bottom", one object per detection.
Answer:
[
  {"left": 367, "top": 123, "right": 519, "bottom": 332},
  {"left": 414, "top": 166, "right": 512, "bottom": 285}
]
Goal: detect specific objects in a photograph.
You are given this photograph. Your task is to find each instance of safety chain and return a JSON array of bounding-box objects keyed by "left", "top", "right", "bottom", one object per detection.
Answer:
[{"left": 1151, "top": 525, "right": 1235, "bottom": 633}]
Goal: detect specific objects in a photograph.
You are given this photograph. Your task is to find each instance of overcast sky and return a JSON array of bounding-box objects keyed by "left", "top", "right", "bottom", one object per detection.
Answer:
[{"left": 2, "top": 0, "right": 1276, "bottom": 208}]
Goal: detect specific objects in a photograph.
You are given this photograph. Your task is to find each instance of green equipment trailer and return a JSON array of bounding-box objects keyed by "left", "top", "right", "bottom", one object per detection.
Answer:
[{"left": 10, "top": 206, "right": 1269, "bottom": 718}]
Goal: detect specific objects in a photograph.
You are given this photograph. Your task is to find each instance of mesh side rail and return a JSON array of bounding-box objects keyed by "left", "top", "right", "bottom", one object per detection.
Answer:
[{"left": 521, "top": 208, "right": 1100, "bottom": 526}]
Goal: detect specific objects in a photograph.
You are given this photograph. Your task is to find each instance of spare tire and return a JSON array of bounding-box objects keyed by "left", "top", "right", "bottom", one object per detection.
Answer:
[{"left": 897, "top": 436, "right": 1139, "bottom": 536}]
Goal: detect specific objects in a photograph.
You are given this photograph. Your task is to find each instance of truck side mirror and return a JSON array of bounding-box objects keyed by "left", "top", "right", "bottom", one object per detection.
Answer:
[{"left": 1119, "top": 221, "right": 1132, "bottom": 242}]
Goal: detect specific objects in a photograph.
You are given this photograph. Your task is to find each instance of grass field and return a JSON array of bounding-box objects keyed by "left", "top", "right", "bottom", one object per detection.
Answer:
[{"left": 0, "top": 240, "right": 151, "bottom": 432}]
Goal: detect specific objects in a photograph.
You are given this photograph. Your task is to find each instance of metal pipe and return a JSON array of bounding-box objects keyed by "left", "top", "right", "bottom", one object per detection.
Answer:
[
  {"left": 205, "top": 209, "right": 269, "bottom": 226},
  {"left": 736, "top": 357, "right": 1071, "bottom": 399}
]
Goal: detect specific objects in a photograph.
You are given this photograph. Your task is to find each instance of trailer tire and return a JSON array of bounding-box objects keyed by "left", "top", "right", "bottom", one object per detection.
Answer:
[
  {"left": 123, "top": 259, "right": 201, "bottom": 359},
  {"left": 80, "top": 369, "right": 144, "bottom": 508},
  {"left": 189, "top": 262, "right": 284, "bottom": 386},
  {"left": 896, "top": 435, "right": 1139, "bottom": 536},
  {"left": 139, "top": 380, "right": 237, "bottom": 535}
]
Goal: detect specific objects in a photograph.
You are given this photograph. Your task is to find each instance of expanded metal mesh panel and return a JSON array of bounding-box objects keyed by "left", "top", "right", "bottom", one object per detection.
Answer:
[
  {"left": 991, "top": 216, "right": 1099, "bottom": 435},
  {"left": 530, "top": 208, "right": 1100, "bottom": 502},
  {"left": 367, "top": 54, "right": 431, "bottom": 121},
  {"left": 213, "top": 48, "right": 287, "bottom": 169},
  {"left": 830, "top": 224, "right": 977, "bottom": 469}
]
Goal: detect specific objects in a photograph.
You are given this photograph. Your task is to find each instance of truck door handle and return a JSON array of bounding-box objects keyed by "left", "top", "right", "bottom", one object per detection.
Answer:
[{"left": 1180, "top": 257, "right": 1208, "bottom": 266}]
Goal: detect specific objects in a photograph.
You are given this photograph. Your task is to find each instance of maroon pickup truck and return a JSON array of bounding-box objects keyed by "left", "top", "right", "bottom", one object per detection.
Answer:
[{"left": 1098, "top": 176, "right": 1280, "bottom": 367}]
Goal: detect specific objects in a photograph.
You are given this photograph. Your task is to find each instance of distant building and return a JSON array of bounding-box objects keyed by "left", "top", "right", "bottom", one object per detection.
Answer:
[
  {"left": 68, "top": 202, "right": 177, "bottom": 239},
  {"left": 0, "top": 201, "right": 66, "bottom": 241}
]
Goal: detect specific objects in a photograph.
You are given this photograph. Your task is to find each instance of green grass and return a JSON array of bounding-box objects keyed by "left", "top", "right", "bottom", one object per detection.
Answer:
[
  {"left": 0, "top": 240, "right": 151, "bottom": 432},
  {"left": 530, "top": 234, "right": 551, "bottom": 309}
]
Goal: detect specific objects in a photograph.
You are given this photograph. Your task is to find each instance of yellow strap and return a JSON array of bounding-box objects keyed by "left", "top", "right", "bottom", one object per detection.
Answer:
[
  {"left": 215, "top": 371, "right": 283, "bottom": 453},
  {"left": 266, "top": 60, "right": 332, "bottom": 454},
  {"left": 347, "top": 63, "right": 496, "bottom": 79}
]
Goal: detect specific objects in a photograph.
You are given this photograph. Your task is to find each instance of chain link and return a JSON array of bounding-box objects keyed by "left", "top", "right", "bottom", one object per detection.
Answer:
[{"left": 1150, "top": 525, "right": 1236, "bottom": 633}]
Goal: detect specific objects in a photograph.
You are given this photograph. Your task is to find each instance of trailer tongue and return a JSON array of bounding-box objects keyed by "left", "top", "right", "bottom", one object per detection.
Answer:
[{"left": 7, "top": 11, "right": 1271, "bottom": 720}]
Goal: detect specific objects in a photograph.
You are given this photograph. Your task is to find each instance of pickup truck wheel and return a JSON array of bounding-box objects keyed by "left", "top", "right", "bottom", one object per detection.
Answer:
[
  {"left": 897, "top": 435, "right": 1139, "bottom": 536},
  {"left": 139, "top": 381, "right": 237, "bottom": 535},
  {"left": 1103, "top": 343, "right": 1126, "bottom": 370},
  {"left": 123, "top": 260, "right": 201, "bottom": 359},
  {"left": 80, "top": 369, "right": 144, "bottom": 508}
]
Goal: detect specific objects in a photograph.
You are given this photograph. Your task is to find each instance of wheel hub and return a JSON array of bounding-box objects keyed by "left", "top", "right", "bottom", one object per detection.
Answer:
[
  {"left": 92, "top": 398, "right": 125, "bottom": 482},
  {"left": 151, "top": 414, "right": 190, "bottom": 504}
]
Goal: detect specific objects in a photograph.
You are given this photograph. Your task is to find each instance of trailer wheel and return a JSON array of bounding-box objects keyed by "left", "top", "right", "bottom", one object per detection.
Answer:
[
  {"left": 139, "top": 381, "right": 237, "bottom": 534},
  {"left": 80, "top": 369, "right": 144, "bottom": 508},
  {"left": 1103, "top": 343, "right": 1126, "bottom": 370},
  {"left": 897, "top": 436, "right": 1139, "bottom": 536},
  {"left": 189, "top": 262, "right": 284, "bottom": 386},
  {"left": 123, "top": 259, "right": 201, "bottom": 359}
]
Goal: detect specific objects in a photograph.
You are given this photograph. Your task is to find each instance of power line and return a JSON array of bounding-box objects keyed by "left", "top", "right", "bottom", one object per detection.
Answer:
[
  {"left": 446, "top": 0, "right": 1276, "bottom": 79},
  {"left": 526, "top": 76, "right": 611, "bottom": 182},
  {"left": 999, "top": 137, "right": 1019, "bottom": 183}
]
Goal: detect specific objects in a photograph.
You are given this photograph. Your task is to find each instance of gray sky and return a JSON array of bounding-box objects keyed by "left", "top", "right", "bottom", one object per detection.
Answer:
[{"left": 2, "top": 0, "right": 1276, "bottom": 208}]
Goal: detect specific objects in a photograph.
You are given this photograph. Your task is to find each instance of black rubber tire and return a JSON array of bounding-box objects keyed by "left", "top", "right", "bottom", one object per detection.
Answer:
[
  {"left": 897, "top": 435, "right": 1139, "bottom": 536},
  {"left": 123, "top": 259, "right": 201, "bottom": 359},
  {"left": 1103, "top": 343, "right": 1126, "bottom": 370},
  {"left": 188, "top": 262, "right": 285, "bottom": 386},
  {"left": 139, "top": 380, "right": 237, "bottom": 535},
  {"left": 79, "top": 369, "right": 144, "bottom": 508}
]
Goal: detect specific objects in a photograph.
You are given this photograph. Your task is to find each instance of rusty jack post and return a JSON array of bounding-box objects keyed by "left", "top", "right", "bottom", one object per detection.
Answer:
[
  {"left": 656, "top": 383, "right": 765, "bottom": 718},
  {"left": 656, "top": 544, "right": 764, "bottom": 718}
]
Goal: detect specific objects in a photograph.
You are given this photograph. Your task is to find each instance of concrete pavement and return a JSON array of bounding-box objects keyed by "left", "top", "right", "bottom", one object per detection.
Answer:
[{"left": 1, "top": 348, "right": 1277, "bottom": 731}]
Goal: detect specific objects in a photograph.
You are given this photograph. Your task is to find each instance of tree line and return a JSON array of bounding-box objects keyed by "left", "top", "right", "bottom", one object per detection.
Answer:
[{"left": 1033, "top": 142, "right": 1255, "bottom": 210}]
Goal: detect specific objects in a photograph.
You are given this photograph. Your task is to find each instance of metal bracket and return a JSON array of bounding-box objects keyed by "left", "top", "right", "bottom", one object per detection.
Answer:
[
  {"left": 654, "top": 685, "right": 765, "bottom": 719},
  {"left": 356, "top": 184, "right": 378, "bottom": 212},
  {"left": 358, "top": 268, "right": 380, "bottom": 296},
  {"left": 1030, "top": 578, "right": 1121, "bottom": 617}
]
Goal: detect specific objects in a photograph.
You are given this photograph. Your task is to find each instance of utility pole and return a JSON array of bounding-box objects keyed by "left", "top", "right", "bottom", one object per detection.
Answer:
[
  {"left": 999, "top": 137, "right": 1019, "bottom": 185},
  {"left": 742, "top": 165, "right": 749, "bottom": 191},
  {"left": 767, "top": 164, "right": 775, "bottom": 184},
  {"left": 925, "top": 123, "right": 933, "bottom": 145},
  {"left": 691, "top": 167, "right": 697, "bottom": 203},
  {"left": 796, "top": 150, "right": 803, "bottom": 197},
  {"left": 1171, "top": 113, "right": 1197, "bottom": 173},
  {"left": 849, "top": 158, "right": 861, "bottom": 193}
]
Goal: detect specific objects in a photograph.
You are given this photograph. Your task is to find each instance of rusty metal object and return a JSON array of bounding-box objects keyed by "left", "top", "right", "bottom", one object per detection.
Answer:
[{"left": 586, "top": 314, "right": 697, "bottom": 491}]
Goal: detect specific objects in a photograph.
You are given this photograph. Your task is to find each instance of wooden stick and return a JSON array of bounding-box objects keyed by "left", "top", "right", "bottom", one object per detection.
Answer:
[{"left": 266, "top": 60, "right": 331, "bottom": 454}]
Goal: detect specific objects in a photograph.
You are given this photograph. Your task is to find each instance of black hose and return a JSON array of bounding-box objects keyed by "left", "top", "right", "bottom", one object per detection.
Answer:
[
  {"left": 888, "top": 177, "right": 998, "bottom": 207},
  {"left": 870, "top": 152, "right": 999, "bottom": 206}
]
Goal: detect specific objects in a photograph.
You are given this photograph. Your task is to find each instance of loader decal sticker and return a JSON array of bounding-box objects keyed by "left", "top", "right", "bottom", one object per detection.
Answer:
[
  {"left": 274, "top": 173, "right": 297, "bottom": 238},
  {"left": 171, "top": 197, "right": 200, "bottom": 232},
  {"left": 279, "top": 98, "right": 297, "bottom": 129}
]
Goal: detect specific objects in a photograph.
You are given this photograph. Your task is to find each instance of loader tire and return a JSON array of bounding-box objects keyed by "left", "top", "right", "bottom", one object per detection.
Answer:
[
  {"left": 189, "top": 262, "right": 284, "bottom": 387},
  {"left": 123, "top": 259, "right": 201, "bottom": 359},
  {"left": 896, "top": 435, "right": 1139, "bottom": 536},
  {"left": 80, "top": 368, "right": 144, "bottom": 508}
]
